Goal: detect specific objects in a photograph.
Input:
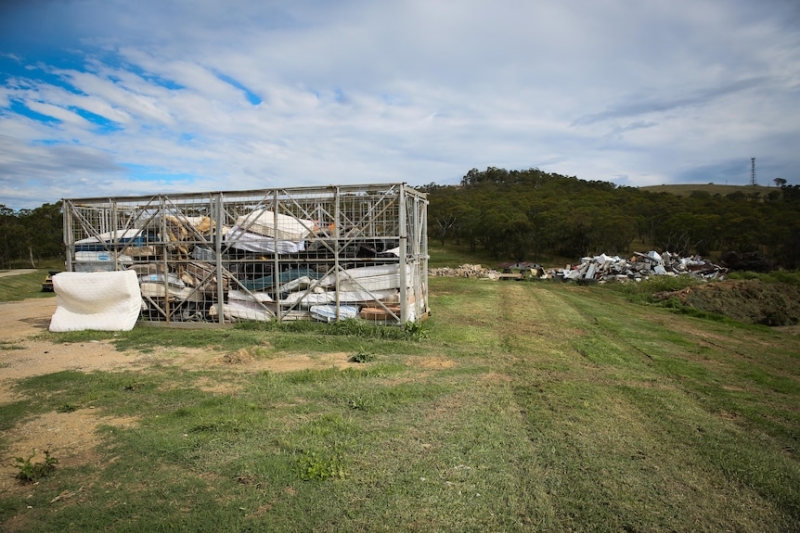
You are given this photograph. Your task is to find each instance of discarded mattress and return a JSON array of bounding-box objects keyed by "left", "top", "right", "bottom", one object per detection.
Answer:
[
  {"left": 228, "top": 289, "right": 274, "bottom": 304},
  {"left": 224, "top": 225, "right": 306, "bottom": 254},
  {"left": 50, "top": 270, "right": 142, "bottom": 332},
  {"left": 319, "top": 264, "right": 409, "bottom": 291},
  {"left": 74, "top": 229, "right": 147, "bottom": 251},
  {"left": 139, "top": 273, "right": 185, "bottom": 288},
  {"left": 73, "top": 251, "right": 134, "bottom": 272},
  {"left": 209, "top": 301, "right": 274, "bottom": 322},
  {"left": 235, "top": 209, "right": 316, "bottom": 241},
  {"left": 240, "top": 268, "right": 320, "bottom": 292},
  {"left": 281, "top": 288, "right": 399, "bottom": 307},
  {"left": 206, "top": 289, "right": 276, "bottom": 322},
  {"left": 139, "top": 283, "right": 204, "bottom": 302},
  {"left": 309, "top": 305, "right": 359, "bottom": 322}
]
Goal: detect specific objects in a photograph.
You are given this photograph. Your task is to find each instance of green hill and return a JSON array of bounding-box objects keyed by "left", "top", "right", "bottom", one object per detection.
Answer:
[{"left": 639, "top": 183, "right": 777, "bottom": 198}]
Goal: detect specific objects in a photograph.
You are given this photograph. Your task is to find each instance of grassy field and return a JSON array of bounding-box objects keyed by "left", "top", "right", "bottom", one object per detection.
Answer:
[
  {"left": 0, "top": 270, "right": 55, "bottom": 302},
  {"left": 1, "top": 277, "right": 799, "bottom": 531}
]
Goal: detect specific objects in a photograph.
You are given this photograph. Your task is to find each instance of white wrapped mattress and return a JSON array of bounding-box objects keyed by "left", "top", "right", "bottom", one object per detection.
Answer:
[
  {"left": 235, "top": 209, "right": 315, "bottom": 240},
  {"left": 224, "top": 226, "right": 306, "bottom": 254},
  {"left": 281, "top": 288, "right": 399, "bottom": 307},
  {"left": 209, "top": 301, "right": 274, "bottom": 322},
  {"left": 319, "top": 264, "right": 411, "bottom": 291},
  {"left": 50, "top": 271, "right": 142, "bottom": 332}
]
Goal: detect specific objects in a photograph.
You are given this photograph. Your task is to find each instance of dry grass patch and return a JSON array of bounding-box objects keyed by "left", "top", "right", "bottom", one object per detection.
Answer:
[
  {"left": 412, "top": 356, "right": 455, "bottom": 369},
  {"left": 193, "top": 376, "right": 243, "bottom": 396},
  {"left": 219, "top": 348, "right": 255, "bottom": 365}
]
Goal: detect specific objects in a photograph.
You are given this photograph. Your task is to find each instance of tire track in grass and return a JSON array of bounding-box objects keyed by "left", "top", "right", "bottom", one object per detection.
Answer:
[{"left": 496, "top": 282, "right": 793, "bottom": 532}]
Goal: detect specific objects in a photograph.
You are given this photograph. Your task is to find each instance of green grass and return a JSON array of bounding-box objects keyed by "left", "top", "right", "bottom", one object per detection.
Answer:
[
  {"left": 0, "top": 270, "right": 56, "bottom": 302},
  {"left": 427, "top": 241, "right": 569, "bottom": 269},
  {"left": 728, "top": 269, "right": 800, "bottom": 286},
  {"left": 2, "top": 278, "right": 799, "bottom": 532},
  {"left": 427, "top": 242, "right": 494, "bottom": 268}
]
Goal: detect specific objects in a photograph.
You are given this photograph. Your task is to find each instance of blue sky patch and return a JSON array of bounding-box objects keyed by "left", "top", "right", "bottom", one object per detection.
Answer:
[
  {"left": 0, "top": 54, "right": 84, "bottom": 94},
  {"left": 9, "top": 99, "right": 62, "bottom": 124},
  {"left": 31, "top": 139, "right": 63, "bottom": 146},
  {"left": 69, "top": 106, "right": 124, "bottom": 133},
  {"left": 121, "top": 60, "right": 185, "bottom": 91},
  {"left": 215, "top": 72, "right": 262, "bottom": 105}
]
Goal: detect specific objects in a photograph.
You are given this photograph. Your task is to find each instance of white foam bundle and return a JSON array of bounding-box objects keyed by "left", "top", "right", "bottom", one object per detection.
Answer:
[{"left": 50, "top": 271, "right": 142, "bottom": 332}]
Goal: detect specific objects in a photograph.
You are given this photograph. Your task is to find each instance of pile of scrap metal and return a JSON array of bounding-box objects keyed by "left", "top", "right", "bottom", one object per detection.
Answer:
[{"left": 548, "top": 252, "right": 727, "bottom": 283}]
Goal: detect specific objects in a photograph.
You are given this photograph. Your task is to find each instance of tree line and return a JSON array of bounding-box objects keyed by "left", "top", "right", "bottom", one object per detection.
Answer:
[
  {"left": 3, "top": 170, "right": 799, "bottom": 270},
  {"left": 422, "top": 167, "right": 800, "bottom": 269},
  {"left": 0, "top": 202, "right": 63, "bottom": 269}
]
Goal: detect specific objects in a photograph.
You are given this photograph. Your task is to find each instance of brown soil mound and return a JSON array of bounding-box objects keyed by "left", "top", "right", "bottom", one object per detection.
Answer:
[{"left": 653, "top": 279, "right": 800, "bottom": 326}]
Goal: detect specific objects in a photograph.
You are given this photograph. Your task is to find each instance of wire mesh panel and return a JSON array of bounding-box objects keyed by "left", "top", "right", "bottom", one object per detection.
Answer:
[{"left": 63, "top": 184, "right": 428, "bottom": 326}]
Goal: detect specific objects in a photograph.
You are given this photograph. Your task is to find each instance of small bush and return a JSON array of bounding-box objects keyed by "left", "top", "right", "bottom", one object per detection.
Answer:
[
  {"left": 14, "top": 449, "right": 58, "bottom": 482},
  {"left": 349, "top": 348, "right": 376, "bottom": 363}
]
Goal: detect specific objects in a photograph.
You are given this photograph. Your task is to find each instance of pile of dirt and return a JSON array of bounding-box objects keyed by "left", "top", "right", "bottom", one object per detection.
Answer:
[{"left": 653, "top": 279, "right": 800, "bottom": 326}]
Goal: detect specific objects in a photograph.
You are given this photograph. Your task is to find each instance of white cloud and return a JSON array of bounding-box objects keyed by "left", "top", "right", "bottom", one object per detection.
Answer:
[{"left": 0, "top": 0, "right": 798, "bottom": 208}]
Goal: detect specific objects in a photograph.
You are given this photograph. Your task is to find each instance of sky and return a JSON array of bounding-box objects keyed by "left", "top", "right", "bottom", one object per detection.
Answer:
[{"left": 1, "top": 0, "right": 799, "bottom": 210}]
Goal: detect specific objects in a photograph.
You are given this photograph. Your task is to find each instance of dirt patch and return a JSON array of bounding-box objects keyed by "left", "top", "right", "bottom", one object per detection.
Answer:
[
  {"left": 0, "top": 410, "right": 138, "bottom": 497},
  {"left": 0, "top": 298, "right": 164, "bottom": 403},
  {"left": 246, "top": 352, "right": 358, "bottom": 373},
  {"left": 653, "top": 279, "right": 800, "bottom": 326},
  {"left": 0, "top": 298, "right": 373, "bottom": 503},
  {"left": 0, "top": 298, "right": 58, "bottom": 340}
]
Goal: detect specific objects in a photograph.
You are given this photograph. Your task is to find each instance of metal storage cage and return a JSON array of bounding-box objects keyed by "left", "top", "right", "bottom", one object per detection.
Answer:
[{"left": 62, "top": 183, "right": 429, "bottom": 326}]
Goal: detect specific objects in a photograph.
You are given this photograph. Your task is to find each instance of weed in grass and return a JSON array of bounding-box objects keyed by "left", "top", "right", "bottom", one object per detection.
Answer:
[
  {"left": 57, "top": 403, "right": 80, "bottom": 413},
  {"left": 347, "top": 395, "right": 372, "bottom": 410},
  {"left": 123, "top": 380, "right": 144, "bottom": 391},
  {"left": 403, "top": 320, "right": 428, "bottom": 339},
  {"left": 14, "top": 449, "right": 58, "bottom": 482},
  {"left": 349, "top": 347, "right": 376, "bottom": 363},
  {"left": 296, "top": 448, "right": 346, "bottom": 481}
]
